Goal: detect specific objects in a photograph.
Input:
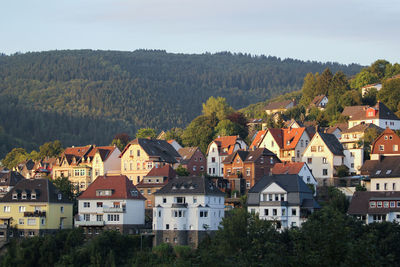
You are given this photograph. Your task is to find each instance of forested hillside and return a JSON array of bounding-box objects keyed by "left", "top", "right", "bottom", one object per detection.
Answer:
[{"left": 0, "top": 50, "right": 361, "bottom": 157}]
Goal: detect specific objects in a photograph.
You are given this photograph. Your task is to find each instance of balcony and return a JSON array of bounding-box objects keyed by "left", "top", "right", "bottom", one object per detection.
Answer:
[
  {"left": 24, "top": 211, "right": 46, "bottom": 217},
  {"left": 75, "top": 220, "right": 105, "bottom": 226},
  {"left": 103, "top": 207, "right": 126, "bottom": 213},
  {"left": 0, "top": 224, "right": 9, "bottom": 229}
]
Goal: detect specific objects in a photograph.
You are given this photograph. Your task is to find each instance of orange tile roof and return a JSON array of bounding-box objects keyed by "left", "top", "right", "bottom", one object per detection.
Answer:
[
  {"left": 78, "top": 175, "right": 145, "bottom": 200},
  {"left": 282, "top": 127, "right": 306, "bottom": 150},
  {"left": 271, "top": 162, "right": 305, "bottom": 175},
  {"left": 145, "top": 165, "right": 176, "bottom": 178},
  {"left": 213, "top": 136, "right": 240, "bottom": 155},
  {"left": 87, "top": 146, "right": 116, "bottom": 161},
  {"left": 250, "top": 130, "right": 267, "bottom": 148},
  {"left": 63, "top": 145, "right": 92, "bottom": 157}
]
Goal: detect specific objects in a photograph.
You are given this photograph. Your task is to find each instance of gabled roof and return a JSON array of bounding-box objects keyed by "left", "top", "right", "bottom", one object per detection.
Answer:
[
  {"left": 348, "top": 191, "right": 400, "bottom": 215},
  {"left": 208, "top": 136, "right": 244, "bottom": 155},
  {"left": 344, "top": 102, "right": 400, "bottom": 121},
  {"left": 370, "top": 128, "right": 400, "bottom": 154},
  {"left": 154, "top": 176, "right": 225, "bottom": 196},
  {"left": 145, "top": 165, "right": 177, "bottom": 179},
  {"left": 342, "top": 105, "right": 367, "bottom": 118},
  {"left": 119, "top": 139, "right": 180, "bottom": 163},
  {"left": 318, "top": 132, "right": 344, "bottom": 156},
  {"left": 87, "top": 146, "right": 117, "bottom": 161},
  {"left": 271, "top": 162, "right": 305, "bottom": 175},
  {"left": 310, "top": 95, "right": 327, "bottom": 107},
  {"left": 266, "top": 127, "right": 307, "bottom": 150},
  {"left": 0, "top": 171, "right": 25, "bottom": 187},
  {"left": 341, "top": 123, "right": 383, "bottom": 134},
  {"left": 61, "top": 145, "right": 94, "bottom": 165},
  {"left": 222, "top": 148, "right": 277, "bottom": 164},
  {"left": 179, "top": 147, "right": 201, "bottom": 164},
  {"left": 268, "top": 128, "right": 284, "bottom": 148},
  {"left": 249, "top": 174, "right": 312, "bottom": 194},
  {"left": 78, "top": 175, "right": 146, "bottom": 200},
  {"left": 265, "top": 99, "right": 295, "bottom": 110},
  {"left": 360, "top": 156, "right": 400, "bottom": 178},
  {"left": 250, "top": 130, "right": 267, "bottom": 148},
  {"left": 0, "top": 179, "right": 72, "bottom": 203}
]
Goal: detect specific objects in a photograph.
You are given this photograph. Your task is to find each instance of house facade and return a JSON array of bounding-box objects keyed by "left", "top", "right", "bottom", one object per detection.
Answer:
[
  {"left": 75, "top": 175, "right": 146, "bottom": 235},
  {"left": 271, "top": 162, "right": 317, "bottom": 194},
  {"left": 0, "top": 179, "right": 73, "bottom": 241},
  {"left": 310, "top": 95, "right": 328, "bottom": 110},
  {"left": 90, "top": 146, "right": 121, "bottom": 181},
  {"left": 222, "top": 148, "right": 280, "bottom": 193},
  {"left": 120, "top": 139, "right": 181, "bottom": 185},
  {"left": 178, "top": 147, "right": 206, "bottom": 176},
  {"left": 247, "top": 174, "right": 319, "bottom": 229},
  {"left": 370, "top": 128, "right": 400, "bottom": 160},
  {"left": 207, "top": 136, "right": 247, "bottom": 177},
  {"left": 153, "top": 176, "right": 225, "bottom": 248},
  {"left": 302, "top": 131, "right": 345, "bottom": 186},
  {"left": 360, "top": 156, "right": 400, "bottom": 192},
  {"left": 0, "top": 171, "right": 25, "bottom": 197}
]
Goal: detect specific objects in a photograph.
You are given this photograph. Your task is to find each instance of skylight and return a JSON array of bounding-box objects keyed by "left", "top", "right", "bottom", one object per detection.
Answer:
[
  {"left": 386, "top": 170, "right": 392, "bottom": 174},
  {"left": 376, "top": 170, "right": 381, "bottom": 175}
]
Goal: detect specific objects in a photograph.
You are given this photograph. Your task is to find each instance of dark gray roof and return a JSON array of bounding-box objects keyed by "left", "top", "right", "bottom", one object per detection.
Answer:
[
  {"left": 265, "top": 99, "right": 295, "bottom": 110},
  {"left": 178, "top": 147, "right": 202, "bottom": 165},
  {"left": 126, "top": 139, "right": 180, "bottom": 163},
  {"left": 360, "top": 156, "right": 400, "bottom": 178},
  {"left": 0, "top": 179, "right": 73, "bottom": 204},
  {"left": 319, "top": 132, "right": 344, "bottom": 156},
  {"left": 222, "top": 148, "right": 277, "bottom": 164},
  {"left": 0, "top": 171, "right": 25, "bottom": 187},
  {"left": 341, "top": 123, "right": 383, "bottom": 134},
  {"left": 348, "top": 191, "right": 400, "bottom": 215},
  {"left": 154, "top": 176, "right": 225, "bottom": 196}
]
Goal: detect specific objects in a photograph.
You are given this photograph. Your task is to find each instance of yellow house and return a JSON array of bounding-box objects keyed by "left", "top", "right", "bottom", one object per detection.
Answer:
[
  {"left": 0, "top": 179, "right": 73, "bottom": 240},
  {"left": 120, "top": 139, "right": 181, "bottom": 185}
]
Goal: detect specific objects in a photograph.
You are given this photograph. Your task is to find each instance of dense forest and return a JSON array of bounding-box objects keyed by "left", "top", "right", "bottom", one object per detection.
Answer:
[{"left": 0, "top": 50, "right": 361, "bottom": 158}]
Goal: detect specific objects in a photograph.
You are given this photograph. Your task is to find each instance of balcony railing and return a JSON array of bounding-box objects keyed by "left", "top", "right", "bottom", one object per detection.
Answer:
[
  {"left": 24, "top": 211, "right": 46, "bottom": 217},
  {"left": 103, "top": 207, "right": 126, "bottom": 213},
  {"left": 75, "top": 220, "right": 105, "bottom": 226}
]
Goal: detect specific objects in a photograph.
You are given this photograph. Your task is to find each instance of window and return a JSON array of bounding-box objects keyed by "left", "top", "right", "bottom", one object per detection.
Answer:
[
  {"left": 147, "top": 162, "right": 153, "bottom": 169},
  {"left": 322, "top": 157, "right": 327, "bottom": 164},
  {"left": 264, "top": 209, "right": 269, "bottom": 216},
  {"left": 200, "top": 166, "right": 204, "bottom": 171},
  {"left": 159, "top": 211, "right": 162, "bottom": 217},
  {"left": 311, "top": 146, "right": 316, "bottom": 152},
  {"left": 163, "top": 198, "right": 167, "bottom": 203},
  {"left": 394, "top": 145, "right": 398, "bottom": 152},
  {"left": 74, "top": 170, "right": 80, "bottom": 176},
  {"left": 97, "top": 215, "right": 103, "bottom": 221},
  {"left": 282, "top": 209, "right": 286, "bottom": 216},
  {"left": 3, "top": 206, "right": 10, "bottom": 213},
  {"left": 292, "top": 209, "right": 297, "bottom": 216},
  {"left": 84, "top": 214, "right": 90, "bottom": 221},
  {"left": 84, "top": 202, "right": 90, "bottom": 208},
  {"left": 107, "top": 214, "right": 120, "bottom": 221},
  {"left": 270, "top": 157, "right": 274, "bottom": 164},
  {"left": 211, "top": 157, "right": 216, "bottom": 163},
  {"left": 271, "top": 141, "right": 274, "bottom": 147},
  {"left": 379, "top": 145, "right": 384, "bottom": 151},
  {"left": 384, "top": 201, "right": 389, "bottom": 208},
  {"left": 60, "top": 206, "right": 64, "bottom": 213},
  {"left": 376, "top": 183, "right": 380, "bottom": 190},
  {"left": 19, "top": 206, "right": 25, "bottom": 213},
  {"left": 390, "top": 135, "right": 393, "bottom": 139},
  {"left": 80, "top": 169, "right": 85, "bottom": 176},
  {"left": 301, "top": 140, "right": 304, "bottom": 147},
  {"left": 137, "top": 150, "right": 140, "bottom": 157},
  {"left": 19, "top": 231, "right": 24, "bottom": 237},
  {"left": 41, "top": 218, "right": 45, "bottom": 225},
  {"left": 394, "top": 183, "right": 396, "bottom": 191},
  {"left": 384, "top": 183, "right": 388, "bottom": 190},
  {"left": 246, "top": 181, "right": 250, "bottom": 189},
  {"left": 166, "top": 224, "right": 169, "bottom": 230},
  {"left": 297, "top": 150, "right": 300, "bottom": 158},
  {"left": 273, "top": 209, "right": 277, "bottom": 216},
  {"left": 193, "top": 197, "right": 197, "bottom": 204},
  {"left": 307, "top": 158, "right": 312, "bottom": 164},
  {"left": 318, "top": 146, "right": 324, "bottom": 152},
  {"left": 377, "top": 201, "right": 382, "bottom": 208},
  {"left": 323, "top": 169, "right": 328, "bottom": 176},
  {"left": 390, "top": 201, "right": 395, "bottom": 208},
  {"left": 369, "top": 201, "right": 376, "bottom": 208},
  {"left": 137, "top": 176, "right": 140, "bottom": 184},
  {"left": 97, "top": 202, "right": 103, "bottom": 208},
  {"left": 147, "top": 189, "right": 152, "bottom": 195},
  {"left": 212, "top": 168, "right": 215, "bottom": 174},
  {"left": 176, "top": 197, "right": 185, "bottom": 203},
  {"left": 19, "top": 219, "right": 24, "bottom": 225},
  {"left": 200, "top": 211, "right": 208, "bottom": 217},
  {"left": 351, "top": 163, "right": 354, "bottom": 168},
  {"left": 385, "top": 136, "right": 388, "bottom": 140},
  {"left": 291, "top": 222, "right": 297, "bottom": 227},
  {"left": 27, "top": 219, "right": 36, "bottom": 226},
  {"left": 280, "top": 194, "right": 285, "bottom": 201},
  {"left": 350, "top": 152, "right": 354, "bottom": 157},
  {"left": 246, "top": 168, "right": 251, "bottom": 176},
  {"left": 193, "top": 165, "right": 197, "bottom": 171}
]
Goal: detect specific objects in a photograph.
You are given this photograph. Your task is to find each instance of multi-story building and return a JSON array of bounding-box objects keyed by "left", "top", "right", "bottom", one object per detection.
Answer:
[
  {"left": 247, "top": 174, "right": 319, "bottom": 229},
  {"left": 340, "top": 123, "right": 383, "bottom": 174},
  {"left": 75, "top": 175, "right": 145, "bottom": 235},
  {"left": 252, "top": 127, "right": 310, "bottom": 162},
  {"left": 153, "top": 176, "right": 225, "bottom": 248},
  {"left": 271, "top": 162, "right": 317, "bottom": 194},
  {"left": 136, "top": 165, "right": 177, "bottom": 209},
  {"left": 207, "top": 136, "right": 247, "bottom": 177},
  {"left": 360, "top": 156, "right": 400, "bottom": 191},
  {"left": 348, "top": 191, "right": 400, "bottom": 224},
  {"left": 222, "top": 148, "right": 280, "bottom": 193},
  {"left": 0, "top": 179, "right": 73, "bottom": 240},
  {"left": 0, "top": 171, "right": 25, "bottom": 197},
  {"left": 120, "top": 138, "right": 181, "bottom": 185},
  {"left": 302, "top": 131, "right": 345, "bottom": 186},
  {"left": 370, "top": 127, "right": 400, "bottom": 160},
  {"left": 178, "top": 147, "right": 206, "bottom": 176},
  {"left": 342, "top": 102, "right": 400, "bottom": 130},
  {"left": 90, "top": 146, "right": 121, "bottom": 181}
]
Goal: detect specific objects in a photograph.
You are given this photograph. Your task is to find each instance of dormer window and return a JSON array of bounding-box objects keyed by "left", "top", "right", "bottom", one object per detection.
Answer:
[
  {"left": 96, "top": 190, "right": 113, "bottom": 196},
  {"left": 12, "top": 194, "right": 17, "bottom": 200},
  {"left": 130, "top": 190, "right": 138, "bottom": 197},
  {"left": 22, "top": 194, "right": 27, "bottom": 200},
  {"left": 31, "top": 194, "right": 36, "bottom": 200},
  {"left": 386, "top": 170, "right": 392, "bottom": 175},
  {"left": 58, "top": 194, "right": 62, "bottom": 200},
  {"left": 385, "top": 136, "right": 388, "bottom": 140},
  {"left": 376, "top": 170, "right": 381, "bottom": 175}
]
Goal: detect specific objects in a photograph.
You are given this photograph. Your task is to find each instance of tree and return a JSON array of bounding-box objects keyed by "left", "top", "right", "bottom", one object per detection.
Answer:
[
  {"left": 370, "top": 59, "right": 390, "bottom": 79},
  {"left": 377, "top": 78, "right": 400, "bottom": 111},
  {"left": 350, "top": 68, "right": 379, "bottom": 89},
  {"left": 2, "top": 148, "right": 28, "bottom": 169},
  {"left": 300, "top": 72, "right": 318, "bottom": 106},
  {"left": 202, "top": 96, "right": 234, "bottom": 121},
  {"left": 362, "top": 88, "right": 377, "bottom": 106},
  {"left": 214, "top": 120, "right": 240, "bottom": 138},
  {"left": 176, "top": 165, "right": 190, "bottom": 176},
  {"left": 52, "top": 176, "right": 75, "bottom": 201},
  {"left": 111, "top": 133, "right": 131, "bottom": 151},
  {"left": 315, "top": 68, "right": 333, "bottom": 96},
  {"left": 164, "top": 128, "right": 184, "bottom": 144},
  {"left": 136, "top": 128, "right": 156, "bottom": 139},
  {"left": 181, "top": 115, "right": 215, "bottom": 153},
  {"left": 38, "top": 140, "right": 64, "bottom": 158}
]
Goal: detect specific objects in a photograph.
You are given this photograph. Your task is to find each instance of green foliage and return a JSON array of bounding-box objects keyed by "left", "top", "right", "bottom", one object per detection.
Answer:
[
  {"left": 336, "top": 165, "right": 349, "bottom": 178},
  {"left": 362, "top": 88, "right": 378, "bottom": 106},
  {"left": 214, "top": 119, "right": 240, "bottom": 138},
  {"left": 176, "top": 165, "right": 190, "bottom": 176},
  {"left": 110, "top": 133, "right": 131, "bottom": 151},
  {"left": 135, "top": 128, "right": 157, "bottom": 139},
  {"left": 299, "top": 72, "right": 317, "bottom": 106},
  {"left": 38, "top": 140, "right": 64, "bottom": 158},
  {"left": 377, "top": 78, "right": 400, "bottom": 112},
  {"left": 2, "top": 147, "right": 28, "bottom": 169},
  {"left": 164, "top": 127, "right": 184, "bottom": 144},
  {"left": 355, "top": 184, "right": 367, "bottom": 191},
  {"left": 315, "top": 68, "right": 333, "bottom": 96},
  {"left": 324, "top": 186, "right": 349, "bottom": 213},
  {"left": 202, "top": 96, "right": 234, "bottom": 121},
  {"left": 181, "top": 115, "right": 216, "bottom": 154},
  {"left": 52, "top": 176, "right": 75, "bottom": 201},
  {"left": 351, "top": 68, "right": 380, "bottom": 89}
]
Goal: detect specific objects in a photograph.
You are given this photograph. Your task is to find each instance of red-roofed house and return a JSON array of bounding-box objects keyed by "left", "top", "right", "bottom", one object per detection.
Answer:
[
  {"left": 370, "top": 128, "right": 400, "bottom": 160},
  {"left": 136, "top": 165, "right": 177, "bottom": 209},
  {"left": 75, "top": 174, "right": 146, "bottom": 235},
  {"left": 271, "top": 162, "right": 317, "bottom": 194},
  {"left": 255, "top": 128, "right": 310, "bottom": 162},
  {"left": 178, "top": 147, "right": 206, "bottom": 176},
  {"left": 207, "top": 136, "right": 247, "bottom": 177}
]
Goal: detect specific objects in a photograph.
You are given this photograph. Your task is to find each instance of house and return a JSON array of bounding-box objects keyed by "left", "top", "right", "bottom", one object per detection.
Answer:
[
  {"left": 340, "top": 123, "right": 383, "bottom": 174},
  {"left": 324, "top": 122, "right": 348, "bottom": 140},
  {"left": 153, "top": 176, "right": 225, "bottom": 248},
  {"left": 34, "top": 157, "right": 57, "bottom": 178},
  {"left": 309, "top": 95, "right": 328, "bottom": 110},
  {"left": 265, "top": 99, "right": 296, "bottom": 115},
  {"left": 90, "top": 146, "right": 121, "bottom": 181},
  {"left": 0, "top": 171, "right": 25, "bottom": 197},
  {"left": 167, "top": 140, "right": 183, "bottom": 153},
  {"left": 360, "top": 156, "right": 400, "bottom": 192},
  {"left": 342, "top": 102, "right": 400, "bottom": 130},
  {"left": 271, "top": 162, "right": 317, "bottom": 194},
  {"left": 302, "top": 131, "right": 345, "bottom": 186},
  {"left": 370, "top": 128, "right": 400, "bottom": 160},
  {"left": 206, "top": 136, "right": 247, "bottom": 177},
  {"left": 52, "top": 145, "right": 94, "bottom": 191},
  {"left": 247, "top": 174, "right": 319, "bottom": 229},
  {"left": 222, "top": 148, "right": 280, "bottom": 194},
  {"left": 75, "top": 175, "right": 146, "bottom": 235},
  {"left": 0, "top": 179, "right": 73, "bottom": 240},
  {"left": 348, "top": 191, "right": 400, "bottom": 224},
  {"left": 254, "top": 127, "right": 310, "bottom": 162},
  {"left": 247, "top": 118, "right": 267, "bottom": 133},
  {"left": 178, "top": 147, "right": 206, "bottom": 176},
  {"left": 120, "top": 138, "right": 181, "bottom": 185},
  {"left": 15, "top": 159, "right": 35, "bottom": 178},
  {"left": 136, "top": 165, "right": 177, "bottom": 209},
  {"left": 361, "top": 83, "right": 382, "bottom": 97}
]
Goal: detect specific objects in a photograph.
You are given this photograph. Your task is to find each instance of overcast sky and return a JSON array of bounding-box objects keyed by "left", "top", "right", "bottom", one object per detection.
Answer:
[{"left": 1, "top": 0, "right": 399, "bottom": 65}]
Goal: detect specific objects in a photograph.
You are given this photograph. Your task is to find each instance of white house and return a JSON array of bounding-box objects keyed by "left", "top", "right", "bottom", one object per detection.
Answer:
[
  {"left": 247, "top": 174, "right": 319, "bottom": 229},
  {"left": 207, "top": 136, "right": 247, "bottom": 177},
  {"left": 91, "top": 146, "right": 121, "bottom": 182},
  {"left": 153, "top": 176, "right": 225, "bottom": 248},
  {"left": 360, "top": 156, "right": 400, "bottom": 192},
  {"left": 75, "top": 174, "right": 146, "bottom": 235},
  {"left": 310, "top": 95, "right": 328, "bottom": 110},
  {"left": 302, "top": 131, "right": 345, "bottom": 186},
  {"left": 361, "top": 83, "right": 382, "bottom": 97}
]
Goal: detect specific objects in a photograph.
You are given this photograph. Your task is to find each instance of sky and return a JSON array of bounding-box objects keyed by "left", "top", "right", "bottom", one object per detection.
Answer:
[{"left": 1, "top": 0, "right": 399, "bottom": 65}]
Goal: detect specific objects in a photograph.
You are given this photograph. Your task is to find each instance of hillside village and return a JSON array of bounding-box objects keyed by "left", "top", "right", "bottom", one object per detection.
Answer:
[{"left": 1, "top": 60, "right": 400, "bottom": 265}]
